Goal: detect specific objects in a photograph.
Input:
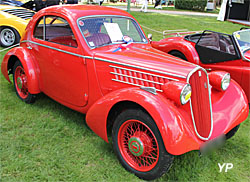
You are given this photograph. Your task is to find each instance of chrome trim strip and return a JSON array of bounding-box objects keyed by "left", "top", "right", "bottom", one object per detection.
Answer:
[
  {"left": 100, "top": 59, "right": 186, "bottom": 79},
  {"left": 21, "top": 40, "right": 93, "bottom": 59},
  {"left": 109, "top": 65, "right": 180, "bottom": 81},
  {"left": 110, "top": 72, "right": 164, "bottom": 85},
  {"left": 23, "top": 40, "right": 186, "bottom": 79},
  {"left": 187, "top": 66, "right": 213, "bottom": 141},
  {"left": 112, "top": 79, "right": 163, "bottom": 92}
]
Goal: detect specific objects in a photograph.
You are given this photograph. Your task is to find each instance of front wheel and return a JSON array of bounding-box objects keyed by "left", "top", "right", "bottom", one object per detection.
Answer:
[
  {"left": 13, "top": 61, "right": 36, "bottom": 104},
  {"left": 112, "top": 109, "right": 174, "bottom": 180},
  {"left": 226, "top": 125, "right": 240, "bottom": 140}
]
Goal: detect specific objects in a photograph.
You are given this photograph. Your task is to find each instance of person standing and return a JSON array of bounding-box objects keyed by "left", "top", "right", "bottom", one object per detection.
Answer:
[{"left": 140, "top": 0, "right": 148, "bottom": 12}]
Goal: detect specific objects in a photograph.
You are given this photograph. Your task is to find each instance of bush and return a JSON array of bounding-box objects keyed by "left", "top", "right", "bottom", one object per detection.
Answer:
[{"left": 175, "top": 0, "right": 207, "bottom": 11}]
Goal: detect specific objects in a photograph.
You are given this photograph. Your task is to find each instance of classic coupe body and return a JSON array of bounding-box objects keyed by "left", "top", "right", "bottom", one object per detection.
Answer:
[
  {"left": 0, "top": 4, "right": 34, "bottom": 47},
  {"left": 151, "top": 29, "right": 250, "bottom": 102},
  {"left": 1, "top": 5, "right": 249, "bottom": 180}
]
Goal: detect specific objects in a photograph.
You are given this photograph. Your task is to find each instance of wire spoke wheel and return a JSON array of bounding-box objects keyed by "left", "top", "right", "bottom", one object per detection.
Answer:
[
  {"left": 118, "top": 119, "right": 159, "bottom": 172},
  {"left": 112, "top": 109, "right": 174, "bottom": 180}
]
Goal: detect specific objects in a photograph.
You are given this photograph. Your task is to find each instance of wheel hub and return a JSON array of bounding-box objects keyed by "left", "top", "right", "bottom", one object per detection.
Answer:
[
  {"left": 128, "top": 137, "right": 144, "bottom": 156},
  {"left": 16, "top": 76, "right": 23, "bottom": 89},
  {"left": 1, "top": 29, "right": 15, "bottom": 46}
]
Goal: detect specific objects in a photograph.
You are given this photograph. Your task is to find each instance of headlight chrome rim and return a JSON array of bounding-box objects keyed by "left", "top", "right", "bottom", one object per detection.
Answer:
[
  {"left": 221, "top": 73, "right": 230, "bottom": 91},
  {"left": 180, "top": 84, "right": 192, "bottom": 105}
]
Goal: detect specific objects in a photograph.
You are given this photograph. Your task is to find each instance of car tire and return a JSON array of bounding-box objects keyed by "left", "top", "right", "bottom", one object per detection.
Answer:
[
  {"left": 169, "top": 50, "right": 187, "bottom": 61},
  {"left": 226, "top": 125, "right": 240, "bottom": 140},
  {"left": 13, "top": 61, "right": 36, "bottom": 104},
  {"left": 0, "top": 27, "right": 20, "bottom": 47},
  {"left": 112, "top": 108, "right": 174, "bottom": 180}
]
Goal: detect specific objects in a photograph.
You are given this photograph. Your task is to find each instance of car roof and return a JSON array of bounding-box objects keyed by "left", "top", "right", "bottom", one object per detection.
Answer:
[{"left": 37, "top": 5, "right": 134, "bottom": 21}]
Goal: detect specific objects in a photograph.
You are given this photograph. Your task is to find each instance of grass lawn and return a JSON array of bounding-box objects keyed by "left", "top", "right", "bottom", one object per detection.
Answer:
[{"left": 0, "top": 13, "right": 249, "bottom": 181}]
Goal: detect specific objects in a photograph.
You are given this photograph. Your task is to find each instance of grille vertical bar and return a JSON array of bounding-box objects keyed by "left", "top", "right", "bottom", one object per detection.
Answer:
[{"left": 187, "top": 67, "right": 213, "bottom": 140}]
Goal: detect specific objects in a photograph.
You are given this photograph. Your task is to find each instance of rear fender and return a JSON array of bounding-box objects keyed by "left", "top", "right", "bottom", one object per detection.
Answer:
[
  {"left": 152, "top": 39, "right": 200, "bottom": 64},
  {"left": 1, "top": 47, "right": 40, "bottom": 94},
  {"left": 86, "top": 87, "right": 201, "bottom": 155}
]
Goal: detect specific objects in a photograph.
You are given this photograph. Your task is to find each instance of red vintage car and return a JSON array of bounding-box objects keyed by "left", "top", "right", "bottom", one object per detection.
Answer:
[
  {"left": 1, "top": 5, "right": 249, "bottom": 180},
  {"left": 151, "top": 29, "right": 250, "bottom": 102}
]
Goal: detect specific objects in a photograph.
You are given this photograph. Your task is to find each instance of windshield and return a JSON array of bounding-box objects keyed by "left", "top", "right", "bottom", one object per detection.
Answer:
[
  {"left": 233, "top": 29, "right": 250, "bottom": 53},
  {"left": 78, "top": 16, "right": 147, "bottom": 48}
]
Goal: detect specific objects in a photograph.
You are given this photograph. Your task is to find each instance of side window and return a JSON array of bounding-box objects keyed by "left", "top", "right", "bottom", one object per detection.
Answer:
[
  {"left": 34, "top": 16, "right": 78, "bottom": 48},
  {"left": 45, "top": 16, "right": 77, "bottom": 47},
  {"left": 218, "top": 34, "right": 235, "bottom": 55},
  {"left": 197, "top": 32, "right": 236, "bottom": 55},
  {"left": 197, "top": 32, "right": 221, "bottom": 51},
  {"left": 34, "top": 17, "right": 44, "bottom": 40}
]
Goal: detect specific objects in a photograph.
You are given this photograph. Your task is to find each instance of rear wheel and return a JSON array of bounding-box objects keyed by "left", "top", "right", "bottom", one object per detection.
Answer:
[
  {"left": 112, "top": 109, "right": 174, "bottom": 180},
  {"left": 0, "top": 27, "right": 20, "bottom": 47},
  {"left": 13, "top": 61, "right": 36, "bottom": 104},
  {"left": 169, "top": 50, "right": 187, "bottom": 61}
]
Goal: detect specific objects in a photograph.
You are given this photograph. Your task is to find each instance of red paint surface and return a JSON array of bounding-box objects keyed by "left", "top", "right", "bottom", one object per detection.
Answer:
[{"left": 1, "top": 5, "right": 249, "bottom": 156}]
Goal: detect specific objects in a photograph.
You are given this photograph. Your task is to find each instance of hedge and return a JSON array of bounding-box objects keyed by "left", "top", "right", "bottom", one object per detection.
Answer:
[{"left": 175, "top": 0, "right": 207, "bottom": 12}]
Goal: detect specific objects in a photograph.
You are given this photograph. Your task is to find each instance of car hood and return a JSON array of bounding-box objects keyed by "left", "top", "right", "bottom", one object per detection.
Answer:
[{"left": 92, "top": 44, "right": 197, "bottom": 80}]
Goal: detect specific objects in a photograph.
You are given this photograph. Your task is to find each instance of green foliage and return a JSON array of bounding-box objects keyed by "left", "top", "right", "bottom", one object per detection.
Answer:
[{"left": 175, "top": 0, "right": 207, "bottom": 11}]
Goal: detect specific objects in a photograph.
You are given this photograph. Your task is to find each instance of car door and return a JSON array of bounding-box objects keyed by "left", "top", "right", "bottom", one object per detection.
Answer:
[
  {"left": 195, "top": 31, "right": 243, "bottom": 88},
  {"left": 30, "top": 15, "right": 88, "bottom": 107}
]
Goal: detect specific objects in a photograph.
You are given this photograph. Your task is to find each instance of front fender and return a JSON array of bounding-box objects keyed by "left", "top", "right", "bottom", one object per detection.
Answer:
[
  {"left": 1, "top": 47, "right": 40, "bottom": 94},
  {"left": 151, "top": 38, "right": 200, "bottom": 64},
  {"left": 86, "top": 87, "right": 201, "bottom": 155},
  {"left": 211, "top": 79, "right": 249, "bottom": 138}
]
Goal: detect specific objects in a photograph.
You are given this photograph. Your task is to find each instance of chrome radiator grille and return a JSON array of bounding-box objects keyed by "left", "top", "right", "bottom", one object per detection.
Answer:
[{"left": 188, "top": 68, "right": 213, "bottom": 140}]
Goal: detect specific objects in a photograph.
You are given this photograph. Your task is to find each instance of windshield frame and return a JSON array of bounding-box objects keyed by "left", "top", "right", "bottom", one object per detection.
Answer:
[
  {"left": 233, "top": 29, "right": 250, "bottom": 62},
  {"left": 77, "top": 15, "right": 148, "bottom": 49}
]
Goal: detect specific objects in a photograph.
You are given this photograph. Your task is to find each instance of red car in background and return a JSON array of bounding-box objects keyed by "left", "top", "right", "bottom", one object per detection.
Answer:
[
  {"left": 1, "top": 5, "right": 249, "bottom": 180},
  {"left": 151, "top": 29, "right": 250, "bottom": 102}
]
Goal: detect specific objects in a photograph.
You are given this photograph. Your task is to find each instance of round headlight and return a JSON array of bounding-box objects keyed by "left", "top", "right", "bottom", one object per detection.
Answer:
[
  {"left": 221, "top": 73, "right": 230, "bottom": 91},
  {"left": 180, "top": 84, "right": 192, "bottom": 105},
  {"left": 162, "top": 81, "right": 192, "bottom": 105}
]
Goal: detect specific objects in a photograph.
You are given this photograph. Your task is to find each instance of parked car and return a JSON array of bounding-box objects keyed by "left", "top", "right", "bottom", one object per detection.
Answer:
[
  {"left": 1, "top": 5, "right": 249, "bottom": 180},
  {"left": 0, "top": 0, "right": 61, "bottom": 12},
  {"left": 0, "top": 0, "right": 35, "bottom": 10},
  {"left": 0, "top": 5, "right": 35, "bottom": 47},
  {"left": 151, "top": 29, "right": 250, "bottom": 102}
]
